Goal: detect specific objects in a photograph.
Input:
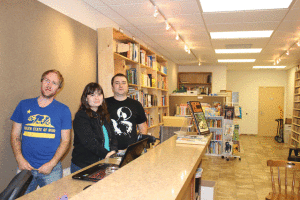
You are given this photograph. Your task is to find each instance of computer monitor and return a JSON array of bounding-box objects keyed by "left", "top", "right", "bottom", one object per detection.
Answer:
[{"left": 0, "top": 170, "right": 33, "bottom": 200}]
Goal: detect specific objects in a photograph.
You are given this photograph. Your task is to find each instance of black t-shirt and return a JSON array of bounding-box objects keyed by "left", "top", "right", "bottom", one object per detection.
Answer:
[{"left": 105, "top": 97, "right": 147, "bottom": 150}]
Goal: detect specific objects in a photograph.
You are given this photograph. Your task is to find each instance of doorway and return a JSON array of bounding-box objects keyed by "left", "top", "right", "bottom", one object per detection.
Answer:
[{"left": 258, "top": 87, "right": 284, "bottom": 136}]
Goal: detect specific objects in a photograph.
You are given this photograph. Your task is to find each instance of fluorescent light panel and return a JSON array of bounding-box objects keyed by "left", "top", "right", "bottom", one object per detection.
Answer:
[
  {"left": 215, "top": 49, "right": 262, "bottom": 53},
  {"left": 218, "top": 59, "right": 255, "bottom": 63},
  {"left": 211, "top": 31, "right": 273, "bottom": 39},
  {"left": 253, "top": 66, "right": 286, "bottom": 69},
  {"left": 200, "top": 0, "right": 293, "bottom": 12}
]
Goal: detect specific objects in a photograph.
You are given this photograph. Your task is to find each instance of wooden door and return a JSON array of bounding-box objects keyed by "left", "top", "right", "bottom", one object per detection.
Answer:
[{"left": 258, "top": 87, "right": 284, "bottom": 136}]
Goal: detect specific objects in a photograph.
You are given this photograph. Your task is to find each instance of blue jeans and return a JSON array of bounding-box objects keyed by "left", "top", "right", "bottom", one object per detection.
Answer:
[
  {"left": 24, "top": 162, "right": 62, "bottom": 194},
  {"left": 70, "top": 162, "right": 82, "bottom": 173}
]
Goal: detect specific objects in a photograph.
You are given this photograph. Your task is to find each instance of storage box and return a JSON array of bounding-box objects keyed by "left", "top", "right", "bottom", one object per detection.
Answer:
[
  {"left": 285, "top": 118, "right": 292, "bottom": 124},
  {"left": 201, "top": 180, "right": 215, "bottom": 200},
  {"left": 187, "top": 90, "right": 197, "bottom": 95},
  {"left": 284, "top": 124, "right": 292, "bottom": 144}
]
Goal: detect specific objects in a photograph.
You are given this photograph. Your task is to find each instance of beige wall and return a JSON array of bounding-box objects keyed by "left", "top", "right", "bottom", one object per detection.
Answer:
[
  {"left": 227, "top": 70, "right": 287, "bottom": 135},
  {"left": 167, "top": 60, "right": 178, "bottom": 94},
  {"left": 178, "top": 65, "right": 227, "bottom": 94},
  {"left": 0, "top": 0, "right": 97, "bottom": 191}
]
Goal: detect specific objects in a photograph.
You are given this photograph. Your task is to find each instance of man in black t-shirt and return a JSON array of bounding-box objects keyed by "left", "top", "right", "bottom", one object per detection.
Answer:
[{"left": 106, "top": 73, "right": 147, "bottom": 150}]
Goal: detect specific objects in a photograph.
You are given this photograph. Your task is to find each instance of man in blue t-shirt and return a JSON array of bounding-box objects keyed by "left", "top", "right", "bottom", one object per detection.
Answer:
[{"left": 10, "top": 69, "right": 72, "bottom": 194}]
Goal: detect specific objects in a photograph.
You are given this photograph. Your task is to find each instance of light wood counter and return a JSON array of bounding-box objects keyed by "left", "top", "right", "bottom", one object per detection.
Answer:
[{"left": 18, "top": 134, "right": 211, "bottom": 200}]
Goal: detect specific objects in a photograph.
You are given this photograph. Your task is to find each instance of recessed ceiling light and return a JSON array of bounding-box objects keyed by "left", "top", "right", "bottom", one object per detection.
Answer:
[
  {"left": 215, "top": 49, "right": 262, "bottom": 53},
  {"left": 218, "top": 59, "right": 256, "bottom": 63},
  {"left": 199, "top": 0, "right": 293, "bottom": 12},
  {"left": 253, "top": 66, "right": 286, "bottom": 69},
  {"left": 211, "top": 31, "right": 273, "bottom": 39}
]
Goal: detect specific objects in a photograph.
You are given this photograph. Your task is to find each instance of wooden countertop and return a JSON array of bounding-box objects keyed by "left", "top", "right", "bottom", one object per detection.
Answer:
[{"left": 18, "top": 134, "right": 211, "bottom": 200}]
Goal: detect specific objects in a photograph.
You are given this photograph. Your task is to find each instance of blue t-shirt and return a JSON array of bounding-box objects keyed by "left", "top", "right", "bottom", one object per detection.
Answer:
[{"left": 11, "top": 97, "right": 72, "bottom": 169}]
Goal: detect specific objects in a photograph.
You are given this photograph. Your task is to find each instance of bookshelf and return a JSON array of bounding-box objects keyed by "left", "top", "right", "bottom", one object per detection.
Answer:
[
  {"left": 292, "top": 69, "right": 300, "bottom": 147},
  {"left": 177, "top": 72, "right": 212, "bottom": 94},
  {"left": 97, "top": 27, "right": 169, "bottom": 138},
  {"left": 206, "top": 116, "right": 224, "bottom": 155}
]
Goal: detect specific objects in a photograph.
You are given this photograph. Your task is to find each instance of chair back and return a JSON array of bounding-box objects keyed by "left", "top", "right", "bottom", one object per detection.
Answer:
[
  {"left": 0, "top": 170, "right": 33, "bottom": 200},
  {"left": 267, "top": 160, "right": 300, "bottom": 197}
]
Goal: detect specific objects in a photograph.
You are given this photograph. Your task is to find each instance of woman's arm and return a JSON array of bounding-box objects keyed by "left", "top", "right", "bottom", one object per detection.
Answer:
[{"left": 73, "top": 111, "right": 109, "bottom": 158}]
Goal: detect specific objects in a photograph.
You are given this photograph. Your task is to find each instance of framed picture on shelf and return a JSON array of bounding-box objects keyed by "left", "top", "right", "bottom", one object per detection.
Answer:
[{"left": 187, "top": 101, "right": 210, "bottom": 135}]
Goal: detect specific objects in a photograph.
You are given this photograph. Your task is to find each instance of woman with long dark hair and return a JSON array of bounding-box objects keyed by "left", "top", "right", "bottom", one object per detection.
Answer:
[{"left": 70, "top": 83, "right": 118, "bottom": 173}]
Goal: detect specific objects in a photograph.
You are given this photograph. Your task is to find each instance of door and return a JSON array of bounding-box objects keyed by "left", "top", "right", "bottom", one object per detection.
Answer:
[{"left": 258, "top": 87, "right": 284, "bottom": 136}]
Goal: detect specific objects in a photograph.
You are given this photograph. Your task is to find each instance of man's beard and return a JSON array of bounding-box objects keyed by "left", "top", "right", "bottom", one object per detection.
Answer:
[{"left": 41, "top": 90, "right": 56, "bottom": 99}]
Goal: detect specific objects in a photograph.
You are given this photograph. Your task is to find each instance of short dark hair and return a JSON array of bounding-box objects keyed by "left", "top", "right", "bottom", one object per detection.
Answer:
[
  {"left": 41, "top": 69, "right": 64, "bottom": 88},
  {"left": 79, "top": 82, "right": 110, "bottom": 122},
  {"left": 111, "top": 73, "right": 128, "bottom": 86}
]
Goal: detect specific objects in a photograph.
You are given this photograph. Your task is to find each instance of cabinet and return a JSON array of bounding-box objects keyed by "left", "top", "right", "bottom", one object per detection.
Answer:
[
  {"left": 292, "top": 69, "right": 300, "bottom": 147},
  {"left": 177, "top": 72, "right": 212, "bottom": 94},
  {"left": 97, "top": 27, "right": 169, "bottom": 138},
  {"left": 206, "top": 116, "right": 224, "bottom": 155}
]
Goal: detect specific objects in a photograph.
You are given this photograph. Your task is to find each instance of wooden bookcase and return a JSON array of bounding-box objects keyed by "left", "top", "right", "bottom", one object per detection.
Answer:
[
  {"left": 97, "top": 27, "right": 169, "bottom": 138},
  {"left": 177, "top": 72, "right": 212, "bottom": 94},
  {"left": 292, "top": 69, "right": 300, "bottom": 147}
]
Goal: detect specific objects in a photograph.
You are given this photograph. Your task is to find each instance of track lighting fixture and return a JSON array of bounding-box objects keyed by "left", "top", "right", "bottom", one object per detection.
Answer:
[
  {"left": 176, "top": 33, "right": 179, "bottom": 40},
  {"left": 165, "top": 21, "right": 170, "bottom": 30},
  {"left": 154, "top": 7, "right": 158, "bottom": 18}
]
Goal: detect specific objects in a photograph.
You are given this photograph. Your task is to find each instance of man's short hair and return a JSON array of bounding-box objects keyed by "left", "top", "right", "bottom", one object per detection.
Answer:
[
  {"left": 41, "top": 69, "right": 64, "bottom": 88},
  {"left": 111, "top": 73, "right": 128, "bottom": 85}
]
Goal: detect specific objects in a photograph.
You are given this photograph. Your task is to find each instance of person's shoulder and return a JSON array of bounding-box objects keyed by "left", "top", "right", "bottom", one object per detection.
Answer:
[
  {"left": 105, "top": 96, "right": 114, "bottom": 102},
  {"left": 126, "top": 97, "right": 142, "bottom": 105},
  {"left": 17, "top": 97, "right": 37, "bottom": 106},
  {"left": 74, "top": 109, "right": 89, "bottom": 120},
  {"left": 52, "top": 99, "right": 70, "bottom": 110}
]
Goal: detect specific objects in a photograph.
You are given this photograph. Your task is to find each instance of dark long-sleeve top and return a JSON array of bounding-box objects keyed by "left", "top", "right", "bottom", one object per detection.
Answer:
[{"left": 71, "top": 109, "right": 118, "bottom": 168}]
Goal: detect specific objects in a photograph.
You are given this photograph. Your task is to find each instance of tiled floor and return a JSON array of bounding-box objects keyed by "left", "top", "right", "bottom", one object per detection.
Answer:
[{"left": 201, "top": 135, "right": 291, "bottom": 200}]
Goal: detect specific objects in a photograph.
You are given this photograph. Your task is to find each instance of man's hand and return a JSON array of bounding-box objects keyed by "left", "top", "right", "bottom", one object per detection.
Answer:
[
  {"left": 105, "top": 151, "right": 116, "bottom": 158},
  {"left": 17, "top": 157, "right": 34, "bottom": 171},
  {"left": 38, "top": 162, "right": 55, "bottom": 175}
]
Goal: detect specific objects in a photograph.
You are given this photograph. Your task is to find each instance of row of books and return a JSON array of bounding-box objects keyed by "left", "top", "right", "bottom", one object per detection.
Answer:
[
  {"left": 145, "top": 110, "right": 154, "bottom": 127},
  {"left": 161, "top": 95, "right": 167, "bottom": 106},
  {"left": 211, "top": 130, "right": 222, "bottom": 140},
  {"left": 207, "top": 119, "right": 222, "bottom": 128},
  {"left": 156, "top": 62, "right": 167, "bottom": 74},
  {"left": 207, "top": 141, "right": 222, "bottom": 154},
  {"left": 141, "top": 92, "right": 157, "bottom": 107},
  {"left": 140, "top": 50, "right": 154, "bottom": 68},
  {"left": 115, "top": 42, "right": 167, "bottom": 75},
  {"left": 141, "top": 73, "right": 156, "bottom": 87},
  {"left": 126, "top": 68, "right": 137, "bottom": 85},
  {"left": 157, "top": 76, "right": 167, "bottom": 90},
  {"left": 175, "top": 104, "right": 191, "bottom": 116}
]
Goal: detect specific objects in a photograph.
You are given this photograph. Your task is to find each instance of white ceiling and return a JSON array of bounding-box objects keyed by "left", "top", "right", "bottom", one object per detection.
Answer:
[{"left": 82, "top": 0, "right": 300, "bottom": 70}]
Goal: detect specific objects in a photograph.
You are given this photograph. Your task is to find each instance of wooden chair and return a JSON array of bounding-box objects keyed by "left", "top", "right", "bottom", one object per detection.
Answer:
[{"left": 266, "top": 160, "right": 300, "bottom": 200}]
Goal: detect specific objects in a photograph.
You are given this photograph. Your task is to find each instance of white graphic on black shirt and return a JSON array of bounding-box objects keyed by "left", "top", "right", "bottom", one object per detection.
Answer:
[{"left": 111, "top": 107, "right": 133, "bottom": 137}]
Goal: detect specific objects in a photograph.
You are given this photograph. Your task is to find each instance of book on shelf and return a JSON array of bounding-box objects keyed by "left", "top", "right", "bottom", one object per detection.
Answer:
[
  {"left": 187, "top": 101, "right": 210, "bottom": 135},
  {"left": 176, "top": 135, "right": 208, "bottom": 145},
  {"left": 140, "top": 50, "right": 146, "bottom": 65},
  {"left": 126, "top": 68, "right": 137, "bottom": 85}
]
